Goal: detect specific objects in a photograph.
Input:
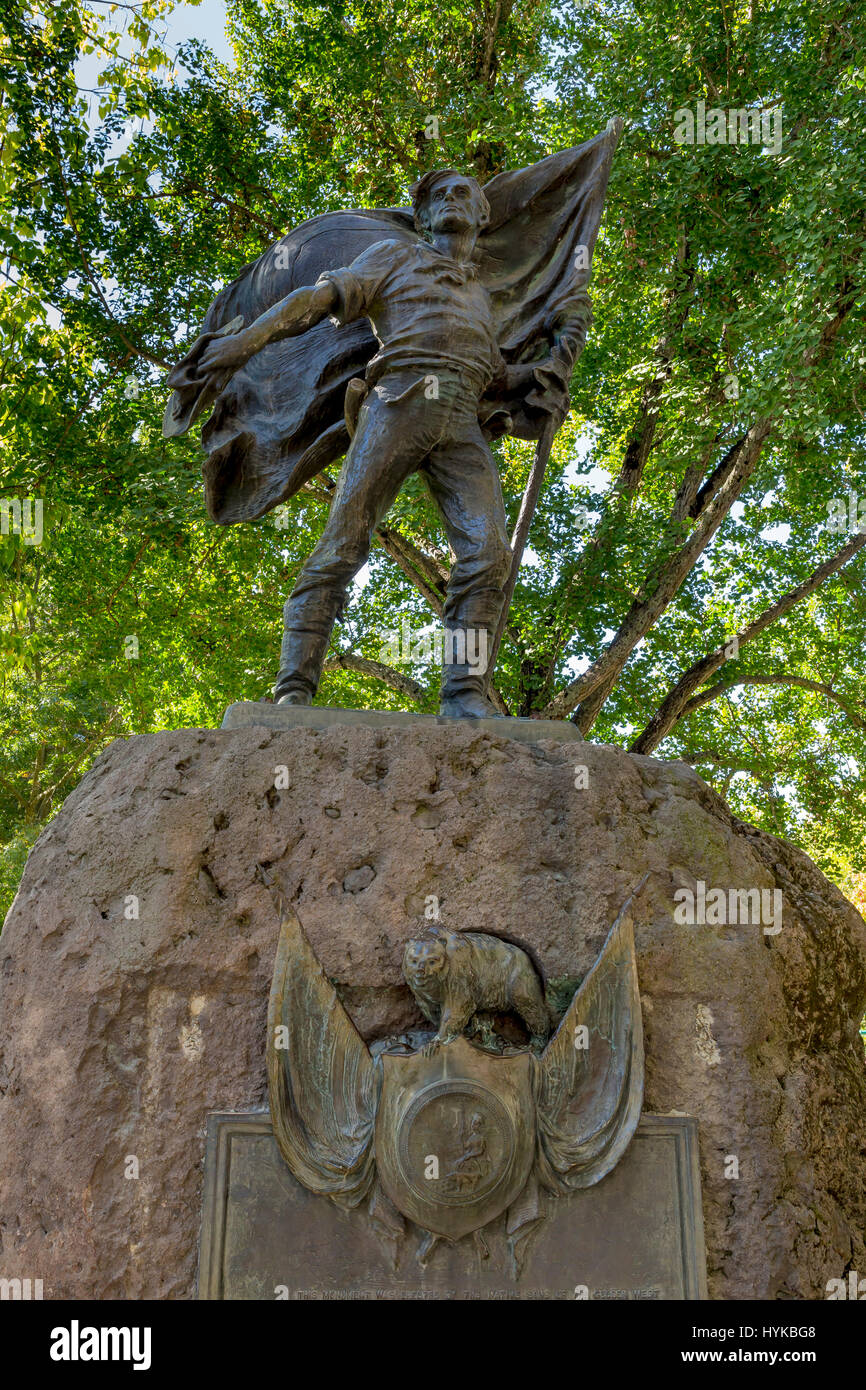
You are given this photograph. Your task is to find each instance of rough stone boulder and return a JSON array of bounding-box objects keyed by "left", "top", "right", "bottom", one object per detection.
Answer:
[{"left": 0, "top": 712, "right": 863, "bottom": 1299}]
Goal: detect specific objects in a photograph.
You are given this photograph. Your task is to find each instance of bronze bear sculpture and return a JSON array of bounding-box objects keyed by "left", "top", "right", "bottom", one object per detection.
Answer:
[{"left": 402, "top": 926, "right": 551, "bottom": 1051}]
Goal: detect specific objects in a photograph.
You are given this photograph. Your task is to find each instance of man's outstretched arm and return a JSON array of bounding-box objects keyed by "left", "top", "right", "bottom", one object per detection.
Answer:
[{"left": 194, "top": 279, "right": 340, "bottom": 379}]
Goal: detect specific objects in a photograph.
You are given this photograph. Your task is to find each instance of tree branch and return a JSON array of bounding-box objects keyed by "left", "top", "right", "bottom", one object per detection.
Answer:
[
  {"left": 675, "top": 748, "right": 767, "bottom": 776},
  {"left": 374, "top": 524, "right": 449, "bottom": 608},
  {"left": 630, "top": 530, "right": 866, "bottom": 753},
  {"left": 542, "top": 418, "right": 773, "bottom": 723},
  {"left": 304, "top": 477, "right": 448, "bottom": 614},
  {"left": 180, "top": 182, "right": 282, "bottom": 240},
  {"left": 324, "top": 651, "right": 424, "bottom": 702},
  {"left": 40, "top": 708, "right": 122, "bottom": 808},
  {"left": 679, "top": 674, "right": 866, "bottom": 730},
  {"left": 103, "top": 535, "right": 151, "bottom": 612},
  {"left": 617, "top": 257, "right": 696, "bottom": 493},
  {"left": 169, "top": 530, "right": 227, "bottom": 618},
  {"left": 301, "top": 482, "right": 509, "bottom": 713},
  {"left": 530, "top": 254, "right": 701, "bottom": 703},
  {"left": 542, "top": 215, "right": 864, "bottom": 731}
]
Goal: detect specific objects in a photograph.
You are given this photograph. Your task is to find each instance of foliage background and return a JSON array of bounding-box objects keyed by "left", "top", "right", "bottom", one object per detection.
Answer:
[{"left": 1, "top": 0, "right": 864, "bottom": 925}]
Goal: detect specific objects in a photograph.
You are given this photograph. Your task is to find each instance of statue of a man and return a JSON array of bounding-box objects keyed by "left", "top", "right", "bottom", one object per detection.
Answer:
[{"left": 164, "top": 129, "right": 623, "bottom": 715}]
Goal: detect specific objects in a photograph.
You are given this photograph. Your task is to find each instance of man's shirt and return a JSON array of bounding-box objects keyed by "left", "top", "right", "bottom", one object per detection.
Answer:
[{"left": 317, "top": 239, "right": 506, "bottom": 392}]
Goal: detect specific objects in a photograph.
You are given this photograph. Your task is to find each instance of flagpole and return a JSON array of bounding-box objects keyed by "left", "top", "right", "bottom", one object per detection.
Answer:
[
  {"left": 484, "top": 118, "right": 623, "bottom": 692},
  {"left": 486, "top": 412, "right": 559, "bottom": 688}
]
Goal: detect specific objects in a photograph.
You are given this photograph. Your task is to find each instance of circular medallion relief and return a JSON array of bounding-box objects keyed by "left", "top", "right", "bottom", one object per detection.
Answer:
[{"left": 396, "top": 1079, "right": 515, "bottom": 1208}]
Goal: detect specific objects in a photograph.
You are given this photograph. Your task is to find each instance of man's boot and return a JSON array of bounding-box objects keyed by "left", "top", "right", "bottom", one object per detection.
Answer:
[
  {"left": 438, "top": 621, "right": 503, "bottom": 718},
  {"left": 274, "top": 589, "right": 342, "bottom": 705}
]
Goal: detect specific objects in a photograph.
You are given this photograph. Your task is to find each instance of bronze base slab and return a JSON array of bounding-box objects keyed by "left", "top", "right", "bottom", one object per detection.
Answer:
[{"left": 220, "top": 701, "right": 584, "bottom": 744}]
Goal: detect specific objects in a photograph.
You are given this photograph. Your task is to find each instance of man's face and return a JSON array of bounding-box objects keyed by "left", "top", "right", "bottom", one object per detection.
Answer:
[{"left": 425, "top": 175, "right": 484, "bottom": 235}]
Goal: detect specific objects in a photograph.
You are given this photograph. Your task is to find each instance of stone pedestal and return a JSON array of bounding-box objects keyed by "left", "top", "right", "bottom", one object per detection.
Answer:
[{"left": 0, "top": 709, "right": 864, "bottom": 1299}]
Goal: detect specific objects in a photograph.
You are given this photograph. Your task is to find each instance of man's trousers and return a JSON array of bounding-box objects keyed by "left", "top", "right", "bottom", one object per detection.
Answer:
[{"left": 274, "top": 367, "right": 513, "bottom": 702}]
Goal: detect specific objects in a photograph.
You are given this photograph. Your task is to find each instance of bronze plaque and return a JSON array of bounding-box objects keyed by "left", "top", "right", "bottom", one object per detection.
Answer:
[{"left": 198, "top": 1112, "right": 707, "bottom": 1300}]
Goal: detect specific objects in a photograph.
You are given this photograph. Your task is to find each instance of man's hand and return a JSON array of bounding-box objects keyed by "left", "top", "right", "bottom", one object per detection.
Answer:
[
  {"left": 197, "top": 329, "right": 256, "bottom": 378},
  {"left": 163, "top": 278, "right": 339, "bottom": 438},
  {"left": 193, "top": 280, "right": 340, "bottom": 384}
]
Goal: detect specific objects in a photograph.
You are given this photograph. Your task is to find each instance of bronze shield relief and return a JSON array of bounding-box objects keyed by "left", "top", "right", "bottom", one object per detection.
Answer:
[{"left": 374, "top": 1038, "right": 535, "bottom": 1240}]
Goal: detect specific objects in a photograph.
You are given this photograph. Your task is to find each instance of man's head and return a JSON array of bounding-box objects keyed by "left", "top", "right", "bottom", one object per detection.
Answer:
[{"left": 411, "top": 170, "right": 490, "bottom": 239}]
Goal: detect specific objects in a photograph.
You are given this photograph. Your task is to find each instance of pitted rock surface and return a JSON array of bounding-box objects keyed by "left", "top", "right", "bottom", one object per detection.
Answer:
[{"left": 0, "top": 721, "right": 863, "bottom": 1298}]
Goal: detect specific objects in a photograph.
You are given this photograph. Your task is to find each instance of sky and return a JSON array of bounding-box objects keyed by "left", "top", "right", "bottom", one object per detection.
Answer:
[
  {"left": 165, "top": 0, "right": 232, "bottom": 61},
  {"left": 76, "top": 0, "right": 233, "bottom": 96}
]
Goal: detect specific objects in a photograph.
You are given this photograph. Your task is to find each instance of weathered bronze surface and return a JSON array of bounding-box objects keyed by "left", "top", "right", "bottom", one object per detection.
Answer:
[
  {"left": 374, "top": 1039, "right": 536, "bottom": 1242},
  {"left": 163, "top": 130, "right": 623, "bottom": 716},
  {"left": 197, "top": 1112, "right": 707, "bottom": 1300},
  {"left": 263, "top": 886, "right": 645, "bottom": 1265}
]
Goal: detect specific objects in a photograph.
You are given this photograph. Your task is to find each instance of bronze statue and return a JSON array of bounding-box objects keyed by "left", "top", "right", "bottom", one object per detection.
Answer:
[
  {"left": 266, "top": 881, "right": 645, "bottom": 1272},
  {"left": 164, "top": 127, "right": 623, "bottom": 715},
  {"left": 403, "top": 925, "right": 551, "bottom": 1051}
]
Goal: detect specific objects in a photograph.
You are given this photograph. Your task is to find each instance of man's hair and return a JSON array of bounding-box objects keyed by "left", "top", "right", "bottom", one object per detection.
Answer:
[{"left": 410, "top": 169, "right": 491, "bottom": 235}]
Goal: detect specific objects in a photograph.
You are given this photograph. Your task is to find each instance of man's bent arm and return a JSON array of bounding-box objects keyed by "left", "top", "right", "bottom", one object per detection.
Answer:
[
  {"left": 245, "top": 280, "right": 339, "bottom": 354},
  {"left": 197, "top": 279, "right": 340, "bottom": 377}
]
